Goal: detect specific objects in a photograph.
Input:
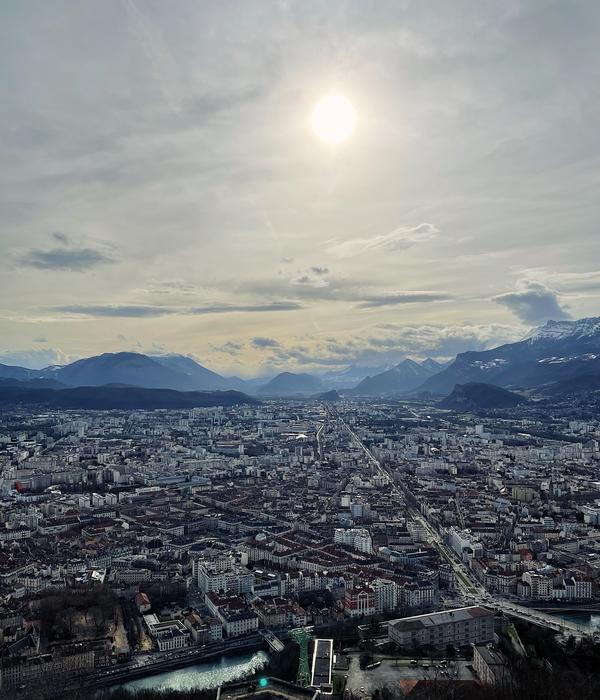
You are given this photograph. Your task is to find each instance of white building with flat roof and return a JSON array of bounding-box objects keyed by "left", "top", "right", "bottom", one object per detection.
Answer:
[{"left": 388, "top": 606, "right": 494, "bottom": 650}]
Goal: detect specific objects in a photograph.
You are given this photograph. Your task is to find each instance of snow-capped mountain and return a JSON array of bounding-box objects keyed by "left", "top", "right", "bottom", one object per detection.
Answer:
[
  {"left": 527, "top": 317, "right": 600, "bottom": 342},
  {"left": 418, "top": 317, "right": 600, "bottom": 395}
]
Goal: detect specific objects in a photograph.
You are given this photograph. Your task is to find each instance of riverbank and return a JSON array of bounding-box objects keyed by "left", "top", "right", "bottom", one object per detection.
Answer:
[
  {"left": 99, "top": 651, "right": 269, "bottom": 696},
  {"left": 550, "top": 612, "right": 600, "bottom": 631}
]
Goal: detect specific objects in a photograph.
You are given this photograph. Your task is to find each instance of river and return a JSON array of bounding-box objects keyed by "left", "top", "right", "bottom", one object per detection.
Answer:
[
  {"left": 551, "top": 612, "right": 600, "bottom": 631},
  {"left": 104, "top": 650, "right": 269, "bottom": 694},
  {"left": 102, "top": 613, "right": 599, "bottom": 694}
]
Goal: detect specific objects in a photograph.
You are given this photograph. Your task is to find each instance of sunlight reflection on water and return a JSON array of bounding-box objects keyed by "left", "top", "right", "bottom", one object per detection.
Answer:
[{"left": 110, "top": 651, "right": 269, "bottom": 693}]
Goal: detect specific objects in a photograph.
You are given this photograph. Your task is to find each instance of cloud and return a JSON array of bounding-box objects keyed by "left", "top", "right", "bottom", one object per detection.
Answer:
[
  {"left": 0, "top": 348, "right": 72, "bottom": 369},
  {"left": 256, "top": 323, "right": 522, "bottom": 371},
  {"left": 327, "top": 223, "right": 440, "bottom": 258},
  {"left": 291, "top": 273, "right": 330, "bottom": 288},
  {"left": 287, "top": 266, "right": 332, "bottom": 289},
  {"left": 188, "top": 86, "right": 266, "bottom": 118},
  {"left": 356, "top": 291, "right": 454, "bottom": 309},
  {"left": 493, "top": 280, "right": 571, "bottom": 324},
  {"left": 51, "top": 302, "right": 304, "bottom": 317},
  {"left": 18, "top": 247, "right": 118, "bottom": 271},
  {"left": 512, "top": 268, "right": 600, "bottom": 294},
  {"left": 252, "top": 337, "right": 280, "bottom": 348},
  {"left": 240, "top": 274, "right": 377, "bottom": 302},
  {"left": 189, "top": 302, "right": 303, "bottom": 315},
  {"left": 3, "top": 2, "right": 599, "bottom": 371},
  {"left": 16, "top": 234, "right": 118, "bottom": 271},
  {"left": 53, "top": 305, "right": 174, "bottom": 318},
  {"left": 366, "top": 323, "right": 522, "bottom": 358},
  {"left": 211, "top": 341, "right": 244, "bottom": 356},
  {"left": 51, "top": 232, "right": 70, "bottom": 244},
  {"left": 241, "top": 274, "right": 453, "bottom": 309},
  {"left": 135, "top": 279, "right": 202, "bottom": 297}
]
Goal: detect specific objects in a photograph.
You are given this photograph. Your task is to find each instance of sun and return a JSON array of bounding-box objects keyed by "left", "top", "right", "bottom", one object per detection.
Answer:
[{"left": 310, "top": 94, "right": 357, "bottom": 145}]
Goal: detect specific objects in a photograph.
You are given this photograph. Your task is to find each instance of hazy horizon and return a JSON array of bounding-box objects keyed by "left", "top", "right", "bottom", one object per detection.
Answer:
[{"left": 2, "top": 1, "right": 600, "bottom": 375}]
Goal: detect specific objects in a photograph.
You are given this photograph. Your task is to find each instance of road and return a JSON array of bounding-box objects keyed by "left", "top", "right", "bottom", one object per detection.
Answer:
[
  {"left": 329, "top": 405, "right": 595, "bottom": 640},
  {"left": 316, "top": 419, "right": 326, "bottom": 461}
]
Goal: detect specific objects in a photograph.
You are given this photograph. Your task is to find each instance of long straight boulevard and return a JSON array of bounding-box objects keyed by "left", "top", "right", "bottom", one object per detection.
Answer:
[{"left": 329, "top": 405, "right": 597, "bottom": 641}]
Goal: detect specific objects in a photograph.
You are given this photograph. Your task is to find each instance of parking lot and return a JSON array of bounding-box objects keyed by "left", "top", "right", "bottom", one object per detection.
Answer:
[{"left": 339, "top": 654, "right": 477, "bottom": 695}]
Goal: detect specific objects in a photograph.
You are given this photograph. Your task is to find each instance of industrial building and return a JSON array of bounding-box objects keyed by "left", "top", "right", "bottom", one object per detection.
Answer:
[{"left": 388, "top": 606, "right": 494, "bottom": 649}]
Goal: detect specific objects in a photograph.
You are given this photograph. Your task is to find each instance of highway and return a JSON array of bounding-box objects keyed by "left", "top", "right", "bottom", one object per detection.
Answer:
[{"left": 330, "top": 405, "right": 596, "bottom": 641}]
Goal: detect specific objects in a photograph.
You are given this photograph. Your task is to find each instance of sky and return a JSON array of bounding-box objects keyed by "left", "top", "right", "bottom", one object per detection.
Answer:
[{"left": 1, "top": 1, "right": 600, "bottom": 375}]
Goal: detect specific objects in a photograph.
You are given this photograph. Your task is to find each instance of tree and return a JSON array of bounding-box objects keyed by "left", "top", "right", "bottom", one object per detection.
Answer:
[
  {"left": 565, "top": 635, "right": 577, "bottom": 653},
  {"left": 58, "top": 607, "right": 77, "bottom": 637},
  {"left": 359, "top": 651, "right": 373, "bottom": 670},
  {"left": 91, "top": 606, "right": 107, "bottom": 636}
]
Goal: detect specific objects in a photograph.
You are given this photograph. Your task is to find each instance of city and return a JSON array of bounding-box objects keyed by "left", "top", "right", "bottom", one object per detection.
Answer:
[
  {"left": 3, "top": 2, "right": 600, "bottom": 699},
  {"left": 2, "top": 384, "right": 600, "bottom": 698}
]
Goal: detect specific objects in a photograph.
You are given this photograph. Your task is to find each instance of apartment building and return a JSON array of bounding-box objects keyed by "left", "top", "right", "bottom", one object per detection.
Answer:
[
  {"left": 344, "top": 586, "right": 376, "bottom": 618},
  {"left": 388, "top": 606, "right": 494, "bottom": 649}
]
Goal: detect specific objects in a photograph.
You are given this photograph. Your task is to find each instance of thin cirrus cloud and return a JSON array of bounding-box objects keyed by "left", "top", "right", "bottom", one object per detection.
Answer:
[
  {"left": 493, "top": 281, "right": 571, "bottom": 324},
  {"left": 327, "top": 223, "right": 440, "bottom": 258},
  {"left": 512, "top": 268, "right": 600, "bottom": 294},
  {"left": 356, "top": 291, "right": 454, "bottom": 309},
  {"left": 51, "top": 302, "right": 304, "bottom": 317}
]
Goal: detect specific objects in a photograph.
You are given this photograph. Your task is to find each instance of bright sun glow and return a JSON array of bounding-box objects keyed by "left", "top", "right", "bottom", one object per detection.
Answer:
[{"left": 310, "top": 94, "right": 357, "bottom": 145}]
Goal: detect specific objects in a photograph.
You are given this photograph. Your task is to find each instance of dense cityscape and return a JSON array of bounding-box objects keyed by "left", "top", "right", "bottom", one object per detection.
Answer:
[{"left": 2, "top": 380, "right": 600, "bottom": 698}]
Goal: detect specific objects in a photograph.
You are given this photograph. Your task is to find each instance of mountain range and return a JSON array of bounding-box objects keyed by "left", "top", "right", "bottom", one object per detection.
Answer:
[
  {"left": 2, "top": 317, "right": 600, "bottom": 399},
  {"left": 349, "top": 358, "right": 445, "bottom": 395},
  {"left": 0, "top": 352, "right": 243, "bottom": 392},
  {"left": 0, "top": 380, "right": 256, "bottom": 410},
  {"left": 419, "top": 317, "right": 600, "bottom": 395}
]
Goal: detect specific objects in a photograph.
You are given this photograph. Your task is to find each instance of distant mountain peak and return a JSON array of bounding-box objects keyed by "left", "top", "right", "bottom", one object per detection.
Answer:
[
  {"left": 258, "top": 371, "right": 324, "bottom": 396},
  {"left": 418, "top": 314, "right": 600, "bottom": 396},
  {"left": 396, "top": 357, "right": 421, "bottom": 368},
  {"left": 350, "top": 355, "right": 443, "bottom": 396},
  {"left": 527, "top": 317, "right": 600, "bottom": 342},
  {"left": 420, "top": 357, "right": 445, "bottom": 372}
]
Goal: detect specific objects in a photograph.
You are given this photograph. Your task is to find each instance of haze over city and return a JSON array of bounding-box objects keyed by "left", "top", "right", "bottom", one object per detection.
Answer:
[
  {"left": 2, "top": 1, "right": 600, "bottom": 375},
  {"left": 5, "top": 4, "right": 600, "bottom": 700}
]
